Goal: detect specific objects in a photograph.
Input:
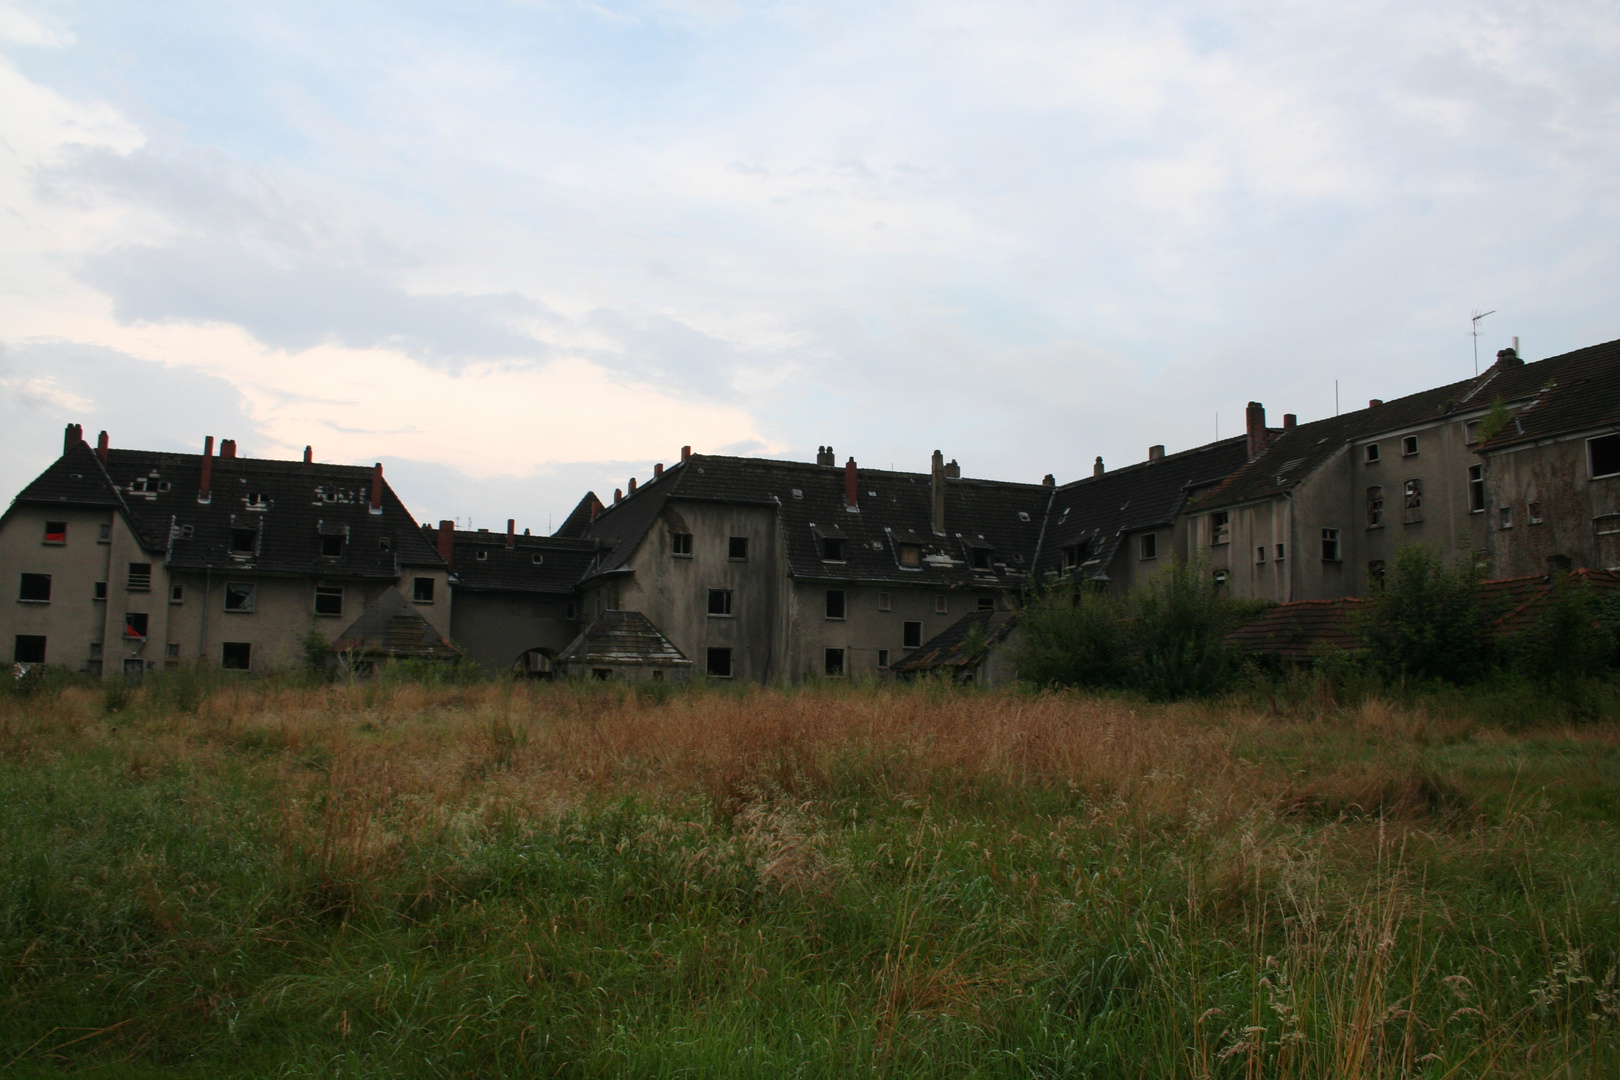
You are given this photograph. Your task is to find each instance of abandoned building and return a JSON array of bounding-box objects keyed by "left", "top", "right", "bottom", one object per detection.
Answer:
[{"left": 7, "top": 336, "right": 1618, "bottom": 682}]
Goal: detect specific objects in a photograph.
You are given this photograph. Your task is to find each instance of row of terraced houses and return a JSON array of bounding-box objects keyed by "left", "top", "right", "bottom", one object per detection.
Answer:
[{"left": 6, "top": 339, "right": 1620, "bottom": 683}]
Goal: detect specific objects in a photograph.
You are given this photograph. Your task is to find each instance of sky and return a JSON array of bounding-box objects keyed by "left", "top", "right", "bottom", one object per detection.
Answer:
[{"left": 2, "top": 0, "right": 1617, "bottom": 532}]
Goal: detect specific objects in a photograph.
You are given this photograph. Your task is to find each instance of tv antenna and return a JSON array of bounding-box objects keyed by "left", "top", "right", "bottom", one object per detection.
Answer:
[{"left": 1471, "top": 309, "right": 1496, "bottom": 375}]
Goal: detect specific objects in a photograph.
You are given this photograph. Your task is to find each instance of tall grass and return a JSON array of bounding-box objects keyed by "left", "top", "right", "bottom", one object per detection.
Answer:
[{"left": 1, "top": 679, "right": 1616, "bottom": 1077}]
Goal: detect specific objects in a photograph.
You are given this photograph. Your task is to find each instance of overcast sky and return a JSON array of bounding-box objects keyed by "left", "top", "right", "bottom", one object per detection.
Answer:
[{"left": 3, "top": 1, "right": 1617, "bottom": 532}]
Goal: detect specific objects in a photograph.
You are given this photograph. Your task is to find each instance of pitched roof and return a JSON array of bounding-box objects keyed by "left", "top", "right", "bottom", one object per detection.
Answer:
[
  {"left": 1224, "top": 598, "right": 1365, "bottom": 659},
  {"left": 577, "top": 454, "right": 1053, "bottom": 589},
  {"left": 331, "top": 588, "right": 460, "bottom": 659},
  {"left": 1475, "top": 338, "right": 1620, "bottom": 451},
  {"left": 1035, "top": 437, "right": 1252, "bottom": 580},
  {"left": 1196, "top": 340, "right": 1620, "bottom": 511},
  {"left": 438, "top": 528, "right": 598, "bottom": 594},
  {"left": 6, "top": 440, "right": 443, "bottom": 578},
  {"left": 891, "top": 609, "right": 1020, "bottom": 673},
  {"left": 553, "top": 491, "right": 603, "bottom": 539},
  {"left": 557, "top": 609, "right": 692, "bottom": 667}
]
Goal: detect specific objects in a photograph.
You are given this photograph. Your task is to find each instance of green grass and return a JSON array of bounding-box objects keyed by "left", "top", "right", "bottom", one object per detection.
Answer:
[{"left": 1, "top": 680, "right": 1617, "bottom": 1077}]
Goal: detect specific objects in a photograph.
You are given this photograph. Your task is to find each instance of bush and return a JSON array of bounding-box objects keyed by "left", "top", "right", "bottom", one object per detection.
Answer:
[
  {"left": 1496, "top": 574, "right": 1620, "bottom": 684},
  {"left": 1360, "top": 544, "right": 1485, "bottom": 684}
]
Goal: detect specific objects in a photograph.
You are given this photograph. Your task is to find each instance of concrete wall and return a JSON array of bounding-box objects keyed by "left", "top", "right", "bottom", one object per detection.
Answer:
[
  {"left": 784, "top": 582, "right": 1000, "bottom": 681},
  {"left": 449, "top": 591, "right": 577, "bottom": 673},
  {"left": 1485, "top": 433, "right": 1620, "bottom": 576},
  {"left": 1, "top": 506, "right": 121, "bottom": 673},
  {"left": 1104, "top": 526, "right": 1175, "bottom": 594}
]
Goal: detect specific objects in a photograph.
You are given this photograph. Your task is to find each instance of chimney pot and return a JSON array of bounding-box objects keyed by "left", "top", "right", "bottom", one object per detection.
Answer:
[
  {"left": 437, "top": 520, "right": 454, "bottom": 566},
  {"left": 220, "top": 438, "right": 237, "bottom": 459},
  {"left": 681, "top": 445, "right": 692, "bottom": 462},
  {"left": 628, "top": 477, "right": 637, "bottom": 494},
  {"left": 369, "top": 462, "right": 383, "bottom": 513},
  {"left": 506, "top": 519, "right": 515, "bottom": 547},
  {"left": 1042, "top": 474, "right": 1055, "bottom": 487},
  {"left": 1495, "top": 347, "right": 1523, "bottom": 368},
  {"left": 1245, "top": 401, "right": 1267, "bottom": 462},
  {"left": 62, "top": 423, "right": 83, "bottom": 456},
  {"left": 1283, "top": 414, "right": 1296, "bottom": 429},
  {"left": 1369, "top": 399, "right": 1383, "bottom": 408},
  {"left": 945, "top": 458, "right": 960, "bottom": 479},
  {"left": 1148, "top": 444, "right": 1165, "bottom": 462},
  {"left": 199, "top": 436, "right": 214, "bottom": 503},
  {"left": 1093, "top": 456, "right": 1104, "bottom": 477},
  {"left": 654, "top": 462, "right": 663, "bottom": 477},
  {"left": 614, "top": 488, "right": 622, "bottom": 505},
  {"left": 96, "top": 430, "right": 109, "bottom": 465},
  {"left": 817, "top": 445, "right": 836, "bottom": 467},
  {"left": 303, "top": 445, "right": 313, "bottom": 464},
  {"left": 845, "top": 457, "right": 858, "bottom": 509},
  {"left": 930, "top": 450, "right": 946, "bottom": 534}
]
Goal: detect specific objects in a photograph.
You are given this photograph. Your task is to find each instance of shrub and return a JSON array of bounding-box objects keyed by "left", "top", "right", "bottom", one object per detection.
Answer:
[{"left": 1360, "top": 544, "right": 1485, "bottom": 684}]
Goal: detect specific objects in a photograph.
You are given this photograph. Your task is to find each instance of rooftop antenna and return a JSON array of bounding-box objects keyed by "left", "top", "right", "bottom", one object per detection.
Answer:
[
  {"left": 1335, "top": 379, "right": 1339, "bottom": 416},
  {"left": 1471, "top": 309, "right": 1496, "bottom": 375}
]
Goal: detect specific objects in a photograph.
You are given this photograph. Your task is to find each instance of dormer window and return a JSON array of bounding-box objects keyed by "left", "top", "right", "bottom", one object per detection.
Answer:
[
  {"left": 245, "top": 493, "right": 268, "bottom": 509},
  {"left": 476, "top": 550, "right": 488, "bottom": 561},
  {"left": 531, "top": 553, "right": 544, "bottom": 565},
  {"left": 821, "top": 538, "right": 844, "bottom": 561},
  {"left": 130, "top": 477, "right": 151, "bottom": 493},
  {"left": 230, "top": 527, "right": 258, "bottom": 554},
  {"left": 321, "top": 534, "right": 344, "bottom": 557},
  {"left": 970, "top": 547, "right": 992, "bottom": 570},
  {"left": 899, "top": 544, "right": 921, "bottom": 567}
]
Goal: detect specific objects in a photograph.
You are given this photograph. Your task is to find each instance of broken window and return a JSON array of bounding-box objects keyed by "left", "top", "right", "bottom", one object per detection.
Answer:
[
  {"left": 43, "top": 521, "right": 66, "bottom": 544},
  {"left": 170, "top": 585, "right": 184, "bottom": 604},
  {"left": 1210, "top": 511, "right": 1230, "bottom": 546},
  {"left": 971, "top": 547, "right": 992, "bottom": 570},
  {"left": 706, "top": 647, "right": 732, "bottom": 678},
  {"left": 899, "top": 544, "right": 921, "bottom": 567},
  {"left": 1213, "top": 569, "right": 1229, "bottom": 588},
  {"left": 708, "top": 588, "right": 734, "bottom": 616},
  {"left": 671, "top": 531, "right": 693, "bottom": 556},
  {"left": 1139, "top": 533, "right": 1157, "bottom": 560},
  {"left": 1062, "top": 545, "right": 1081, "bottom": 569},
  {"left": 1321, "top": 528, "right": 1341, "bottom": 561},
  {"left": 130, "top": 477, "right": 151, "bottom": 493},
  {"left": 592, "top": 668, "right": 612, "bottom": 681},
  {"left": 1529, "top": 502, "right": 1544, "bottom": 525},
  {"left": 224, "top": 582, "right": 256, "bottom": 612},
  {"left": 728, "top": 536, "right": 749, "bottom": 560},
  {"left": 824, "top": 648, "right": 845, "bottom": 677},
  {"left": 321, "top": 534, "right": 344, "bottom": 557},
  {"left": 1369, "top": 560, "right": 1386, "bottom": 590},
  {"left": 935, "top": 594, "right": 948, "bottom": 614},
  {"left": 1404, "top": 479, "right": 1423, "bottom": 523},
  {"left": 1465, "top": 420, "right": 1481, "bottom": 444},
  {"left": 413, "top": 577, "right": 435, "bottom": 603},
  {"left": 1365, "top": 443, "right": 1380, "bottom": 463},
  {"left": 903, "top": 621, "right": 922, "bottom": 650},
  {"left": 822, "top": 538, "right": 845, "bottom": 561},
  {"left": 978, "top": 596, "right": 995, "bottom": 611},
  {"left": 124, "top": 612, "right": 149, "bottom": 639},
  {"left": 1468, "top": 465, "right": 1485, "bottom": 513},
  {"left": 127, "top": 563, "right": 151, "bottom": 590},
  {"left": 221, "top": 642, "right": 251, "bottom": 670},
  {"left": 1401, "top": 435, "right": 1419, "bottom": 456},
  {"left": 1366, "top": 486, "right": 1384, "bottom": 527},
  {"left": 877, "top": 592, "right": 892, "bottom": 612},
  {"left": 18, "top": 573, "right": 51, "bottom": 603},
  {"left": 13, "top": 635, "right": 46, "bottom": 664},
  {"left": 877, "top": 649, "right": 890, "bottom": 669},
  {"left": 230, "top": 527, "right": 258, "bottom": 554},
  {"left": 1256, "top": 546, "right": 1266, "bottom": 564},
  {"left": 825, "top": 590, "right": 846, "bottom": 619},
  {"left": 1596, "top": 515, "right": 1620, "bottom": 569},
  {"left": 315, "top": 585, "right": 343, "bottom": 616},
  {"left": 1275, "top": 543, "right": 1286, "bottom": 561},
  {"left": 1589, "top": 434, "right": 1620, "bottom": 479},
  {"left": 1499, "top": 506, "right": 1514, "bottom": 529}
]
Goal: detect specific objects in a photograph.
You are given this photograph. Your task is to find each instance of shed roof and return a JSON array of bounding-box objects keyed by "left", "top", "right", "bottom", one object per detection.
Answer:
[
  {"left": 891, "top": 609, "right": 1020, "bottom": 673},
  {"left": 331, "top": 588, "right": 460, "bottom": 659},
  {"left": 557, "top": 610, "right": 692, "bottom": 668}
]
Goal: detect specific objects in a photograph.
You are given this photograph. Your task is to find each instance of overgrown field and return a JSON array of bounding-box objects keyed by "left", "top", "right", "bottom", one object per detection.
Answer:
[{"left": 2, "top": 678, "right": 1618, "bottom": 1078}]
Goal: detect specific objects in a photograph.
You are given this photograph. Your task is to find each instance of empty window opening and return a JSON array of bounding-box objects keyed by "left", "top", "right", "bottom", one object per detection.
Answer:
[
  {"left": 13, "top": 635, "right": 46, "bottom": 664},
  {"left": 224, "top": 582, "right": 256, "bottom": 612},
  {"left": 221, "top": 642, "right": 252, "bottom": 670},
  {"left": 124, "top": 612, "right": 149, "bottom": 640},
  {"left": 971, "top": 547, "right": 992, "bottom": 570},
  {"left": 1275, "top": 543, "right": 1286, "bottom": 561},
  {"left": 89, "top": 642, "right": 103, "bottom": 659},
  {"left": 978, "top": 596, "right": 995, "bottom": 611},
  {"left": 877, "top": 592, "right": 892, "bottom": 611},
  {"left": 98, "top": 523, "right": 111, "bottom": 541},
  {"left": 708, "top": 588, "right": 734, "bottom": 616},
  {"left": 230, "top": 528, "right": 258, "bottom": 554},
  {"left": 1369, "top": 560, "right": 1386, "bottom": 589},
  {"left": 824, "top": 648, "right": 845, "bottom": 677},
  {"left": 475, "top": 550, "right": 488, "bottom": 560},
  {"left": 935, "top": 594, "right": 948, "bottom": 614},
  {"left": 592, "top": 668, "right": 612, "bottom": 681},
  {"left": 729, "top": 536, "right": 749, "bottom": 560},
  {"left": 179, "top": 524, "right": 194, "bottom": 539},
  {"left": 315, "top": 585, "right": 344, "bottom": 616},
  {"left": 565, "top": 602, "right": 577, "bottom": 620},
  {"left": 1321, "top": 528, "right": 1342, "bottom": 561},
  {"left": 130, "top": 477, "right": 151, "bottom": 493},
  {"left": 1256, "top": 546, "right": 1266, "bottom": 564},
  {"left": 706, "top": 647, "right": 733, "bottom": 678},
  {"left": 1589, "top": 434, "right": 1620, "bottom": 479},
  {"left": 1529, "top": 502, "right": 1544, "bottom": 525},
  {"left": 127, "top": 563, "right": 151, "bottom": 590},
  {"left": 822, "top": 538, "right": 845, "bottom": 561},
  {"left": 1404, "top": 479, "right": 1423, "bottom": 523},
  {"left": 531, "top": 553, "right": 543, "bottom": 565},
  {"left": 903, "top": 621, "right": 922, "bottom": 649},
  {"left": 166, "top": 643, "right": 180, "bottom": 659},
  {"left": 378, "top": 536, "right": 392, "bottom": 551},
  {"left": 1210, "top": 511, "right": 1230, "bottom": 546},
  {"left": 671, "top": 532, "right": 693, "bottom": 556},
  {"left": 321, "top": 534, "right": 344, "bottom": 557},
  {"left": 169, "top": 585, "right": 184, "bottom": 604},
  {"left": 93, "top": 581, "right": 108, "bottom": 601},
  {"left": 825, "top": 589, "right": 846, "bottom": 619},
  {"left": 877, "top": 649, "right": 890, "bottom": 669},
  {"left": 1401, "top": 435, "right": 1419, "bottom": 456},
  {"left": 1500, "top": 506, "right": 1514, "bottom": 529},
  {"left": 1367, "top": 486, "right": 1384, "bottom": 527},
  {"left": 1365, "top": 443, "right": 1381, "bottom": 463},
  {"left": 43, "top": 521, "right": 66, "bottom": 544},
  {"left": 1136, "top": 533, "right": 1157, "bottom": 561},
  {"left": 1465, "top": 420, "right": 1481, "bottom": 444},
  {"left": 1062, "top": 544, "right": 1082, "bottom": 569},
  {"left": 413, "top": 577, "right": 435, "bottom": 603},
  {"left": 899, "top": 544, "right": 921, "bottom": 567},
  {"left": 18, "top": 573, "right": 51, "bottom": 603},
  {"left": 1468, "top": 465, "right": 1485, "bottom": 513}
]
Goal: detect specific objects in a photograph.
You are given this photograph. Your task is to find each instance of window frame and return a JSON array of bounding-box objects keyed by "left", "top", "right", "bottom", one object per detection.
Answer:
[
  {"left": 221, "top": 642, "right": 252, "bottom": 670},
  {"left": 1401, "top": 435, "right": 1420, "bottom": 457},
  {"left": 877, "top": 649, "right": 890, "bottom": 669},
  {"left": 230, "top": 527, "right": 259, "bottom": 555},
  {"left": 707, "top": 588, "right": 734, "bottom": 617},
  {"left": 1209, "top": 511, "right": 1230, "bottom": 547},
  {"left": 935, "top": 594, "right": 948, "bottom": 615},
  {"left": 127, "top": 562, "right": 152, "bottom": 591},
  {"left": 1275, "top": 542, "right": 1286, "bottom": 561},
  {"left": 1468, "top": 464, "right": 1485, "bottom": 513},
  {"left": 1255, "top": 545, "right": 1266, "bottom": 564},
  {"left": 970, "top": 546, "right": 992, "bottom": 570},
  {"left": 1403, "top": 478, "right": 1423, "bottom": 523},
  {"left": 320, "top": 533, "right": 345, "bottom": 558},
  {"left": 1321, "top": 528, "right": 1342, "bottom": 562},
  {"left": 1364, "top": 443, "right": 1380, "bottom": 464},
  {"left": 1139, "top": 533, "right": 1158, "bottom": 560},
  {"left": 824, "top": 648, "right": 845, "bottom": 677},
  {"left": 898, "top": 543, "right": 921, "bottom": 568},
  {"left": 314, "top": 585, "right": 344, "bottom": 616},
  {"left": 1528, "top": 502, "right": 1544, "bottom": 525},
  {"left": 825, "top": 589, "right": 846, "bottom": 620},
  {"left": 413, "top": 577, "right": 435, "bottom": 604},
  {"left": 43, "top": 521, "right": 66, "bottom": 544},
  {"left": 18, "top": 573, "right": 51, "bottom": 603},
  {"left": 223, "top": 581, "right": 257, "bottom": 613},
  {"left": 728, "top": 535, "right": 749, "bottom": 561},
  {"left": 877, "top": 591, "right": 892, "bottom": 612},
  {"left": 705, "top": 647, "right": 733, "bottom": 678},
  {"left": 821, "top": 537, "right": 845, "bottom": 562},
  {"left": 123, "top": 612, "right": 149, "bottom": 640},
  {"left": 1589, "top": 434, "right": 1620, "bottom": 479},
  {"left": 169, "top": 584, "right": 184, "bottom": 605},
  {"left": 13, "top": 635, "right": 46, "bottom": 664},
  {"left": 670, "top": 531, "right": 693, "bottom": 557},
  {"left": 1366, "top": 485, "right": 1384, "bottom": 528},
  {"left": 1499, "top": 506, "right": 1514, "bottom": 529},
  {"left": 902, "top": 621, "right": 923, "bottom": 650}
]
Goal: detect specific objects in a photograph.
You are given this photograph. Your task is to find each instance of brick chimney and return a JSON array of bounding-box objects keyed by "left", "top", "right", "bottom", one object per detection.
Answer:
[
  {"left": 930, "top": 450, "right": 946, "bottom": 535},
  {"left": 220, "top": 438, "right": 237, "bottom": 459},
  {"left": 1148, "top": 444, "right": 1164, "bottom": 462},
  {"left": 1495, "top": 346, "right": 1523, "bottom": 369},
  {"left": 654, "top": 462, "right": 663, "bottom": 477},
  {"left": 96, "top": 430, "right": 109, "bottom": 465},
  {"left": 817, "top": 445, "right": 836, "bottom": 467},
  {"left": 303, "top": 445, "right": 313, "bottom": 464},
  {"left": 944, "top": 459, "right": 960, "bottom": 479},
  {"left": 681, "top": 445, "right": 692, "bottom": 462},
  {"left": 845, "top": 457, "right": 858, "bottom": 510},
  {"left": 198, "top": 436, "right": 214, "bottom": 503},
  {"left": 1283, "top": 414, "right": 1296, "bottom": 430},
  {"left": 62, "top": 423, "right": 83, "bottom": 455},
  {"left": 1093, "top": 456, "right": 1104, "bottom": 477},
  {"left": 1042, "top": 473, "right": 1055, "bottom": 487},
  {"left": 436, "top": 520, "right": 454, "bottom": 566},
  {"left": 1245, "top": 402, "right": 1267, "bottom": 462},
  {"left": 628, "top": 477, "right": 637, "bottom": 494},
  {"left": 506, "top": 519, "right": 515, "bottom": 548},
  {"left": 369, "top": 463, "right": 383, "bottom": 514},
  {"left": 614, "top": 488, "right": 622, "bottom": 505},
  {"left": 1369, "top": 399, "right": 1383, "bottom": 409}
]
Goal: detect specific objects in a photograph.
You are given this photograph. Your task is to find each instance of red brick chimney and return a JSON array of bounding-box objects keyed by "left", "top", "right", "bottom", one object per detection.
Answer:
[
  {"left": 1245, "top": 402, "right": 1267, "bottom": 462},
  {"left": 654, "top": 463, "right": 663, "bottom": 477},
  {"left": 369, "top": 463, "right": 383, "bottom": 513},
  {"left": 220, "top": 438, "right": 237, "bottom": 459},
  {"left": 1042, "top": 473, "right": 1055, "bottom": 487},
  {"left": 303, "top": 445, "right": 313, "bottom": 464},
  {"left": 62, "top": 423, "right": 83, "bottom": 455},
  {"left": 436, "top": 520, "right": 454, "bottom": 567},
  {"left": 844, "top": 457, "right": 858, "bottom": 510},
  {"left": 1093, "top": 456, "right": 1104, "bottom": 477},
  {"left": 1368, "top": 399, "right": 1383, "bottom": 408},
  {"left": 506, "top": 519, "right": 515, "bottom": 548},
  {"left": 1148, "top": 444, "right": 1165, "bottom": 462},
  {"left": 614, "top": 488, "right": 622, "bottom": 505},
  {"left": 681, "top": 445, "right": 692, "bottom": 462},
  {"left": 199, "top": 436, "right": 214, "bottom": 503},
  {"left": 628, "top": 477, "right": 637, "bottom": 494},
  {"left": 930, "top": 450, "right": 946, "bottom": 535},
  {"left": 96, "top": 430, "right": 109, "bottom": 465},
  {"left": 1283, "top": 414, "right": 1296, "bottom": 430}
]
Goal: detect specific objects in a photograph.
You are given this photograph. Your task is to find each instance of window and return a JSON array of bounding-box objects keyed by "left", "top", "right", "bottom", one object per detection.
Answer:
[
  {"left": 530, "top": 554, "right": 543, "bottom": 565},
  {"left": 1468, "top": 465, "right": 1485, "bottom": 513},
  {"left": 1404, "top": 479, "right": 1423, "bottom": 523},
  {"left": 230, "top": 527, "right": 258, "bottom": 554},
  {"left": 321, "top": 534, "right": 344, "bottom": 557},
  {"left": 1365, "top": 443, "right": 1380, "bottom": 464},
  {"left": 166, "top": 643, "right": 180, "bottom": 659},
  {"left": 1499, "top": 506, "right": 1514, "bottom": 529},
  {"left": 1210, "top": 511, "right": 1230, "bottom": 546},
  {"left": 89, "top": 642, "right": 102, "bottom": 659},
  {"left": 877, "top": 649, "right": 890, "bottom": 669},
  {"left": 130, "top": 477, "right": 151, "bottom": 493},
  {"left": 413, "top": 577, "right": 435, "bottom": 603},
  {"left": 708, "top": 588, "right": 734, "bottom": 616},
  {"left": 315, "top": 585, "right": 344, "bottom": 616},
  {"left": 44, "top": 521, "right": 66, "bottom": 544},
  {"left": 978, "top": 596, "right": 995, "bottom": 611},
  {"left": 170, "top": 584, "right": 184, "bottom": 604},
  {"left": 18, "top": 573, "right": 51, "bottom": 602},
  {"left": 935, "top": 594, "right": 948, "bottom": 614},
  {"left": 565, "top": 602, "right": 577, "bottom": 620},
  {"left": 1366, "top": 486, "right": 1384, "bottom": 527},
  {"left": 180, "top": 525, "right": 194, "bottom": 539},
  {"left": 1256, "top": 546, "right": 1266, "bottom": 564},
  {"left": 127, "top": 563, "right": 151, "bottom": 590},
  {"left": 822, "top": 538, "right": 845, "bottom": 561},
  {"left": 1321, "top": 528, "right": 1341, "bottom": 561},
  {"left": 1597, "top": 515, "right": 1620, "bottom": 569},
  {"left": 899, "top": 544, "right": 921, "bottom": 567},
  {"left": 1275, "top": 543, "right": 1286, "bottom": 561},
  {"left": 476, "top": 550, "right": 488, "bottom": 561},
  {"left": 903, "top": 621, "right": 922, "bottom": 649},
  {"left": 592, "top": 668, "right": 611, "bottom": 681},
  {"left": 98, "top": 523, "right": 111, "bottom": 541},
  {"left": 670, "top": 531, "right": 693, "bottom": 557},
  {"left": 706, "top": 647, "right": 732, "bottom": 678},
  {"left": 13, "top": 636, "right": 46, "bottom": 664},
  {"left": 825, "top": 589, "right": 846, "bottom": 619},
  {"left": 1369, "top": 560, "right": 1386, "bottom": 589},
  {"left": 971, "top": 547, "right": 992, "bottom": 570},
  {"left": 1062, "top": 545, "right": 1082, "bottom": 569},
  {"left": 877, "top": 592, "right": 893, "bottom": 612},
  {"left": 1529, "top": 502, "right": 1544, "bottom": 525},
  {"left": 1465, "top": 420, "right": 1481, "bottom": 444},
  {"left": 224, "top": 582, "right": 256, "bottom": 612},
  {"left": 124, "top": 612, "right": 149, "bottom": 639},
  {"left": 221, "top": 642, "right": 252, "bottom": 670},
  {"left": 1401, "top": 435, "right": 1419, "bottom": 456},
  {"left": 1590, "top": 434, "right": 1620, "bottom": 479},
  {"left": 246, "top": 492, "right": 267, "bottom": 508},
  {"left": 824, "top": 648, "right": 845, "bottom": 676},
  {"left": 93, "top": 581, "right": 107, "bottom": 601},
  {"left": 1140, "top": 533, "right": 1158, "bottom": 560},
  {"left": 379, "top": 537, "right": 392, "bottom": 551},
  {"left": 728, "top": 536, "right": 749, "bottom": 560},
  {"left": 1213, "top": 569, "right": 1229, "bottom": 588}
]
